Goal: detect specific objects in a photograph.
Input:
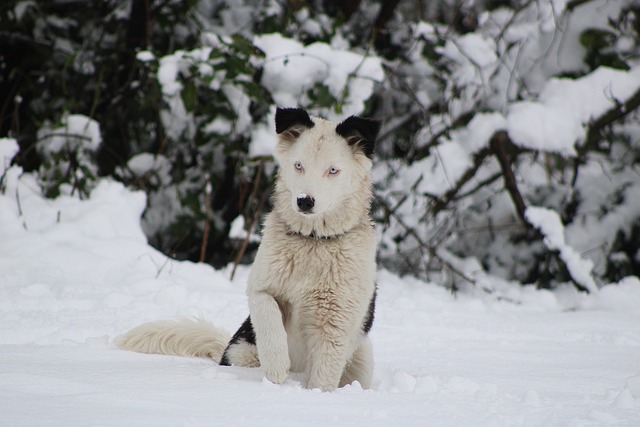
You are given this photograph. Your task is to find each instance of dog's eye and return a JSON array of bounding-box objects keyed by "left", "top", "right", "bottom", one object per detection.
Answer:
[
  {"left": 294, "top": 161, "right": 303, "bottom": 171},
  {"left": 328, "top": 167, "right": 340, "bottom": 175}
]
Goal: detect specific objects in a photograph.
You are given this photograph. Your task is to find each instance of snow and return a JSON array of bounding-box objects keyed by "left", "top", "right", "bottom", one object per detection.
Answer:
[
  {"left": 229, "top": 215, "right": 261, "bottom": 243},
  {"left": 249, "top": 117, "right": 277, "bottom": 157},
  {"left": 36, "top": 114, "right": 102, "bottom": 154},
  {"left": 136, "top": 50, "right": 155, "bottom": 62},
  {"left": 204, "top": 117, "right": 233, "bottom": 135},
  {"left": 440, "top": 33, "right": 498, "bottom": 85},
  {"left": 1, "top": 155, "right": 639, "bottom": 426},
  {"left": 157, "top": 54, "right": 183, "bottom": 96},
  {"left": 1, "top": 138, "right": 19, "bottom": 174},
  {"left": 457, "top": 112, "right": 508, "bottom": 153},
  {"left": 507, "top": 66, "right": 640, "bottom": 155}
]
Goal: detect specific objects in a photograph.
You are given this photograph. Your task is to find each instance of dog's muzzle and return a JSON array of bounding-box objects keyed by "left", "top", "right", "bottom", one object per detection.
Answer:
[{"left": 297, "top": 194, "right": 315, "bottom": 214}]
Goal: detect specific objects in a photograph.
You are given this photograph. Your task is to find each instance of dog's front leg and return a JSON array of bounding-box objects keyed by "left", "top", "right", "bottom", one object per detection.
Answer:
[
  {"left": 306, "top": 325, "right": 353, "bottom": 392},
  {"left": 248, "top": 290, "right": 290, "bottom": 384},
  {"left": 304, "top": 298, "right": 358, "bottom": 392}
]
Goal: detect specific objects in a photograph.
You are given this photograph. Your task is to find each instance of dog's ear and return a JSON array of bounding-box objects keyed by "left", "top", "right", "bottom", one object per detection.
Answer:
[
  {"left": 275, "top": 108, "right": 315, "bottom": 144},
  {"left": 335, "top": 116, "right": 380, "bottom": 159}
]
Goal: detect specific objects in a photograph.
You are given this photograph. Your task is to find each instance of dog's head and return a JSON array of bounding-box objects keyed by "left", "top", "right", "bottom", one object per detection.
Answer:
[{"left": 273, "top": 108, "right": 380, "bottom": 227}]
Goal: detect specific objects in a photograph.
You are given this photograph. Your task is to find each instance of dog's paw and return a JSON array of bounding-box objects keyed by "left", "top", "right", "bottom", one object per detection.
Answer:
[
  {"left": 306, "top": 377, "right": 338, "bottom": 392},
  {"left": 262, "top": 348, "right": 290, "bottom": 384},
  {"left": 265, "top": 365, "right": 289, "bottom": 384}
]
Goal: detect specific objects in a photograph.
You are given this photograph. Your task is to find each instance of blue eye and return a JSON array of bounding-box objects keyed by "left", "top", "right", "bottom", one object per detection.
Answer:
[
  {"left": 328, "top": 167, "right": 339, "bottom": 175},
  {"left": 294, "top": 161, "right": 303, "bottom": 171}
]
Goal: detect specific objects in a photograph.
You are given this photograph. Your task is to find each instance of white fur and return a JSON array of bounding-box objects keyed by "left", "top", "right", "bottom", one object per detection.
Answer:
[
  {"left": 116, "top": 114, "right": 377, "bottom": 392},
  {"left": 115, "top": 318, "right": 230, "bottom": 361}
]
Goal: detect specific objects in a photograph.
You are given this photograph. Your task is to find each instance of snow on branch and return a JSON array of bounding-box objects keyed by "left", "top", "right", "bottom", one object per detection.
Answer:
[
  {"left": 526, "top": 207, "right": 598, "bottom": 293},
  {"left": 507, "top": 67, "right": 640, "bottom": 156},
  {"left": 490, "top": 131, "right": 596, "bottom": 293}
]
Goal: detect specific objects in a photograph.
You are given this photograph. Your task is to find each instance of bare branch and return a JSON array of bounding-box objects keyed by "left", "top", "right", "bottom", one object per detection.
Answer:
[
  {"left": 231, "top": 161, "right": 266, "bottom": 281},
  {"left": 582, "top": 86, "right": 640, "bottom": 153},
  {"left": 566, "top": 0, "right": 597, "bottom": 12},
  {"left": 429, "top": 146, "right": 492, "bottom": 216},
  {"left": 413, "top": 111, "right": 476, "bottom": 161},
  {"left": 375, "top": 192, "right": 478, "bottom": 288},
  {"left": 489, "top": 131, "right": 527, "bottom": 220}
]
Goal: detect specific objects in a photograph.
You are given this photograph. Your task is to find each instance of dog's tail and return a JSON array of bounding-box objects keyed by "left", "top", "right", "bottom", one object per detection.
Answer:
[{"left": 115, "top": 318, "right": 230, "bottom": 363}]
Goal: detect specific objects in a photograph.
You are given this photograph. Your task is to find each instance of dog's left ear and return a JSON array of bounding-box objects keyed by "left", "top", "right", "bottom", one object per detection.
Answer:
[
  {"left": 335, "top": 116, "right": 381, "bottom": 159},
  {"left": 275, "top": 107, "right": 315, "bottom": 144}
]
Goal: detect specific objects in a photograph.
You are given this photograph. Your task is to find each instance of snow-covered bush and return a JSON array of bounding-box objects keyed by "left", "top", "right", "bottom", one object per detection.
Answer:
[
  {"left": 373, "top": 0, "right": 640, "bottom": 291},
  {"left": 115, "top": 34, "right": 274, "bottom": 264}
]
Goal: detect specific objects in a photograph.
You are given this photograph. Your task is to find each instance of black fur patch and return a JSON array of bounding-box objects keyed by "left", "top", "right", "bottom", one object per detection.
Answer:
[
  {"left": 275, "top": 107, "right": 315, "bottom": 134},
  {"left": 219, "top": 316, "right": 256, "bottom": 366},
  {"left": 362, "top": 287, "right": 377, "bottom": 335},
  {"left": 335, "top": 116, "right": 381, "bottom": 159}
]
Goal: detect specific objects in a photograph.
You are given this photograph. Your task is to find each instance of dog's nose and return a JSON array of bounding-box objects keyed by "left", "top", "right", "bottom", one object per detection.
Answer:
[{"left": 297, "top": 195, "right": 315, "bottom": 213}]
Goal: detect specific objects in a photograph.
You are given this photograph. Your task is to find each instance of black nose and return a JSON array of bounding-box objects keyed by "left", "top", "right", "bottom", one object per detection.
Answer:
[{"left": 297, "top": 195, "right": 315, "bottom": 213}]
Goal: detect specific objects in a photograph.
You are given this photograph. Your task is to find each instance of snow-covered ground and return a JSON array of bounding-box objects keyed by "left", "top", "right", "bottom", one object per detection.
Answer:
[{"left": 2, "top": 160, "right": 640, "bottom": 426}]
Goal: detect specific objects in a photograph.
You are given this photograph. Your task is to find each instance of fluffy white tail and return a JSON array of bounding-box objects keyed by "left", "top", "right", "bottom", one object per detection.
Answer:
[{"left": 115, "top": 318, "right": 230, "bottom": 363}]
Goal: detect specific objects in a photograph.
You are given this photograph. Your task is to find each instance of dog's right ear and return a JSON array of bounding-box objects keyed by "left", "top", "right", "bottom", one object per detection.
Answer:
[
  {"left": 335, "top": 116, "right": 380, "bottom": 159},
  {"left": 275, "top": 108, "right": 315, "bottom": 144}
]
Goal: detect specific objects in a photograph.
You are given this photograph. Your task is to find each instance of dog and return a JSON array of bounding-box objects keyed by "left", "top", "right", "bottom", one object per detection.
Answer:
[{"left": 117, "top": 107, "right": 380, "bottom": 392}]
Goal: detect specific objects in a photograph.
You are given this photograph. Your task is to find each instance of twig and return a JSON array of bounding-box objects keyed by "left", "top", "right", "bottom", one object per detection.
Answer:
[
  {"left": 230, "top": 161, "right": 265, "bottom": 281},
  {"left": 88, "top": 67, "right": 105, "bottom": 120},
  {"left": 454, "top": 171, "right": 501, "bottom": 200},
  {"left": 230, "top": 193, "right": 266, "bottom": 281},
  {"left": 571, "top": 86, "right": 640, "bottom": 194},
  {"left": 152, "top": 228, "right": 193, "bottom": 279},
  {"left": 429, "top": 146, "right": 492, "bottom": 216},
  {"left": 15, "top": 188, "right": 27, "bottom": 230},
  {"left": 36, "top": 132, "right": 93, "bottom": 143},
  {"left": 495, "top": 0, "right": 535, "bottom": 41},
  {"left": 199, "top": 174, "right": 213, "bottom": 263},
  {"left": 413, "top": 110, "right": 476, "bottom": 160},
  {"left": 375, "top": 193, "right": 478, "bottom": 288},
  {"left": 581, "top": 86, "right": 640, "bottom": 155}
]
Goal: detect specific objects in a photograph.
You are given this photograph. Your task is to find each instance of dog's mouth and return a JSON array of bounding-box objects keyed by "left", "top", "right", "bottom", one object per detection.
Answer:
[{"left": 296, "top": 207, "right": 318, "bottom": 216}]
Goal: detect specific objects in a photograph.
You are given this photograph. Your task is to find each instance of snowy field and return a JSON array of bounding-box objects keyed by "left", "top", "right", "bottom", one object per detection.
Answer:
[{"left": 2, "top": 157, "right": 640, "bottom": 426}]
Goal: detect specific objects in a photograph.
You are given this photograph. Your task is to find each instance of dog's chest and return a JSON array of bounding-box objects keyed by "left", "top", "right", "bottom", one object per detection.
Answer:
[
  {"left": 252, "top": 216, "right": 376, "bottom": 303},
  {"left": 276, "top": 236, "right": 344, "bottom": 282}
]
